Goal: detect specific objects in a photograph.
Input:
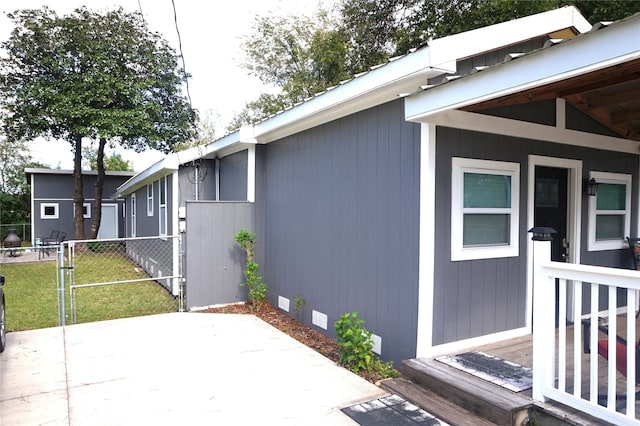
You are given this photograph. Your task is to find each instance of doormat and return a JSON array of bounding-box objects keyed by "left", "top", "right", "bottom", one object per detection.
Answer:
[{"left": 436, "top": 351, "right": 533, "bottom": 392}]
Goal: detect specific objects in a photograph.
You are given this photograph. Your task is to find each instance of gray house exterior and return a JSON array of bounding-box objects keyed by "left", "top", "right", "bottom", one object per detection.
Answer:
[
  {"left": 27, "top": 168, "right": 134, "bottom": 244},
  {"left": 115, "top": 7, "right": 640, "bottom": 366}
]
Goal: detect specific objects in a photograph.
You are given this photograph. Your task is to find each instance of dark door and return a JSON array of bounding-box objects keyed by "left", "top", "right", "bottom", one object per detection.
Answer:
[{"left": 534, "top": 166, "right": 568, "bottom": 262}]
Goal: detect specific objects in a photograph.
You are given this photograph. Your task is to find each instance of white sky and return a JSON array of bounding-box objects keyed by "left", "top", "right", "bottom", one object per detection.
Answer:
[{"left": 0, "top": 0, "right": 334, "bottom": 171}]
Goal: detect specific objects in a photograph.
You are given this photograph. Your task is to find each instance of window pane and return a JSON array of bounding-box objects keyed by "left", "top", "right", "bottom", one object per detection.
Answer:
[
  {"left": 463, "top": 214, "right": 510, "bottom": 246},
  {"left": 595, "top": 214, "right": 624, "bottom": 240},
  {"left": 596, "top": 183, "right": 625, "bottom": 210},
  {"left": 44, "top": 206, "right": 56, "bottom": 216},
  {"left": 464, "top": 173, "right": 511, "bottom": 208}
]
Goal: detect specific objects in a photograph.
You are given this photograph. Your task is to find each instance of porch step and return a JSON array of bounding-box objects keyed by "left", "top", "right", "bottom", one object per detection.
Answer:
[
  {"left": 393, "top": 358, "right": 532, "bottom": 426},
  {"left": 380, "top": 377, "right": 497, "bottom": 426}
]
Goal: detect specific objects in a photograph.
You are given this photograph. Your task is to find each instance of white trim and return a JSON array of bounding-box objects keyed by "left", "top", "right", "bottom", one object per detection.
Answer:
[
  {"left": 526, "top": 155, "right": 582, "bottom": 330},
  {"left": 413, "top": 109, "right": 640, "bottom": 154},
  {"left": 587, "top": 171, "right": 632, "bottom": 251},
  {"left": 40, "top": 202, "right": 59, "bottom": 219},
  {"left": 555, "top": 98, "right": 566, "bottom": 129},
  {"left": 427, "top": 327, "right": 530, "bottom": 358},
  {"left": 82, "top": 202, "right": 91, "bottom": 219},
  {"left": 451, "top": 158, "right": 520, "bottom": 261},
  {"left": 159, "top": 176, "right": 167, "bottom": 236},
  {"left": 405, "top": 14, "right": 640, "bottom": 122},
  {"left": 30, "top": 173, "right": 35, "bottom": 245},
  {"left": 171, "top": 171, "right": 180, "bottom": 296},
  {"left": 247, "top": 145, "right": 256, "bottom": 203},
  {"left": 130, "top": 194, "right": 136, "bottom": 237},
  {"left": 416, "top": 124, "right": 436, "bottom": 358}
]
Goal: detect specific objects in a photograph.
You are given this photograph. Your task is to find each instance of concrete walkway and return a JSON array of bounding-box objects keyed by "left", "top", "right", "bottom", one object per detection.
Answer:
[{"left": 0, "top": 313, "right": 388, "bottom": 425}]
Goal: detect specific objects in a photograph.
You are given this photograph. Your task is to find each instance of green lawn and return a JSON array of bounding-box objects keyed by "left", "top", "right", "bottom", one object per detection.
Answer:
[{"left": 1, "top": 253, "right": 178, "bottom": 331}]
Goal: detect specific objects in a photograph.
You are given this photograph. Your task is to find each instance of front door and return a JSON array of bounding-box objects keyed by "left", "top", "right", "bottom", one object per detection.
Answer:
[
  {"left": 534, "top": 166, "right": 568, "bottom": 262},
  {"left": 98, "top": 204, "right": 118, "bottom": 239}
]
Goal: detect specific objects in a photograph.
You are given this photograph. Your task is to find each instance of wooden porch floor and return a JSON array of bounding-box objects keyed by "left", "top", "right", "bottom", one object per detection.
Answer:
[{"left": 466, "top": 320, "right": 640, "bottom": 420}]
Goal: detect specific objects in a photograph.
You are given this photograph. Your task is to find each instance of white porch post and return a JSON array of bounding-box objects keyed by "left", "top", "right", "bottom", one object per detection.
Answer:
[{"left": 531, "top": 228, "right": 555, "bottom": 402}]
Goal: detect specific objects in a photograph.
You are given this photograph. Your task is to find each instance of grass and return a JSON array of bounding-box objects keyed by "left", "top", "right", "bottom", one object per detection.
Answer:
[{"left": 1, "top": 252, "right": 178, "bottom": 331}]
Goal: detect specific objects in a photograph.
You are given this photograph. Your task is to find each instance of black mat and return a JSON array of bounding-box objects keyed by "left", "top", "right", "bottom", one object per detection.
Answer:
[
  {"left": 341, "top": 394, "right": 445, "bottom": 425},
  {"left": 436, "top": 351, "right": 532, "bottom": 392}
]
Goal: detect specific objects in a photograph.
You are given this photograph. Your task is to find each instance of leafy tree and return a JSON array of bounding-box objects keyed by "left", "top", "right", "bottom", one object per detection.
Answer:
[
  {"left": 233, "top": 0, "right": 639, "bottom": 128},
  {"left": 231, "top": 10, "right": 348, "bottom": 129},
  {"left": 82, "top": 146, "right": 133, "bottom": 172},
  {"left": 0, "top": 7, "right": 197, "bottom": 239},
  {"left": 0, "top": 136, "right": 48, "bottom": 227}
]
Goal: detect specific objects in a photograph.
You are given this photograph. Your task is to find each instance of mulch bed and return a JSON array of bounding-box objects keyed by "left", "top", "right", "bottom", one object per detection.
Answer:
[{"left": 201, "top": 301, "right": 341, "bottom": 364}]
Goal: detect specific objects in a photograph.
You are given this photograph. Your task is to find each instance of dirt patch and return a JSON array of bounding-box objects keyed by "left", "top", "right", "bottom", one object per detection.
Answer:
[{"left": 201, "top": 302, "right": 341, "bottom": 364}]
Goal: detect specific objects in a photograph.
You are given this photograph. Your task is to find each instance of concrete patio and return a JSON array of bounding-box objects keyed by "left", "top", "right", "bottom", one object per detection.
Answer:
[{"left": 0, "top": 313, "right": 388, "bottom": 425}]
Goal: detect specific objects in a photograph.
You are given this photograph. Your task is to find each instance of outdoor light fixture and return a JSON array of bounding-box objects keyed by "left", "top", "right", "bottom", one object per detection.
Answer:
[{"left": 587, "top": 178, "right": 598, "bottom": 197}]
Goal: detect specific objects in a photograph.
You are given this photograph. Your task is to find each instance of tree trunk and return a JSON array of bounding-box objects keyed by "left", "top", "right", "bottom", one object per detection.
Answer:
[
  {"left": 72, "top": 135, "right": 85, "bottom": 240},
  {"left": 88, "top": 137, "right": 106, "bottom": 239}
]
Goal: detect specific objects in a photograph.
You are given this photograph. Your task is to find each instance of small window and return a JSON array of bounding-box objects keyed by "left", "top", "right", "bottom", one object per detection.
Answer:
[
  {"left": 75, "top": 202, "right": 91, "bottom": 219},
  {"left": 147, "top": 183, "right": 154, "bottom": 216},
  {"left": 131, "top": 194, "right": 137, "bottom": 237},
  {"left": 451, "top": 158, "right": 520, "bottom": 261},
  {"left": 41, "top": 203, "right": 59, "bottom": 219},
  {"left": 159, "top": 177, "right": 167, "bottom": 236},
  {"left": 588, "top": 171, "right": 631, "bottom": 251}
]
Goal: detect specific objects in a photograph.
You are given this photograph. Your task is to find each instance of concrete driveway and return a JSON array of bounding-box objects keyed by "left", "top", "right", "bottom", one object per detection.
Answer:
[{"left": 0, "top": 313, "right": 388, "bottom": 425}]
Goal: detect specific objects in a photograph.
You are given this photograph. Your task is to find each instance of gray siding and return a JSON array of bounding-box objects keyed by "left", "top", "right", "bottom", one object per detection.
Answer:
[
  {"left": 178, "top": 159, "right": 217, "bottom": 203},
  {"left": 219, "top": 150, "right": 247, "bottom": 201},
  {"left": 258, "top": 100, "right": 420, "bottom": 365},
  {"left": 32, "top": 172, "right": 130, "bottom": 241},
  {"left": 185, "top": 201, "right": 254, "bottom": 308},
  {"left": 433, "top": 126, "right": 639, "bottom": 346},
  {"left": 128, "top": 174, "right": 174, "bottom": 237}
]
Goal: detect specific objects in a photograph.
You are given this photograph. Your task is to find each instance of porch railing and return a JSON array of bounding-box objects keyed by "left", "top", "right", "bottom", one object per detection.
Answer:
[{"left": 532, "top": 238, "right": 640, "bottom": 425}]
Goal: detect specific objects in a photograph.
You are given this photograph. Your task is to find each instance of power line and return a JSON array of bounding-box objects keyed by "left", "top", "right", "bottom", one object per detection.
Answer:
[{"left": 170, "top": 0, "right": 193, "bottom": 109}]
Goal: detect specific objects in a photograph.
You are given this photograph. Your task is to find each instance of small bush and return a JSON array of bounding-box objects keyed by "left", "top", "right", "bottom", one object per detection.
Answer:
[
  {"left": 335, "top": 311, "right": 398, "bottom": 381},
  {"left": 234, "top": 228, "right": 267, "bottom": 309}
]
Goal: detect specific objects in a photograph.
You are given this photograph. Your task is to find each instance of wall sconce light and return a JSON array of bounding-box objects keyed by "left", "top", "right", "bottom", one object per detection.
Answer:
[{"left": 587, "top": 178, "right": 598, "bottom": 197}]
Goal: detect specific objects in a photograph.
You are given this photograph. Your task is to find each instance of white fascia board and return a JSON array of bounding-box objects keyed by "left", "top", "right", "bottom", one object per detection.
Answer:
[
  {"left": 405, "top": 15, "right": 640, "bottom": 122},
  {"left": 253, "top": 47, "right": 443, "bottom": 143},
  {"left": 115, "top": 155, "right": 179, "bottom": 197},
  {"left": 428, "top": 5, "right": 591, "bottom": 68}
]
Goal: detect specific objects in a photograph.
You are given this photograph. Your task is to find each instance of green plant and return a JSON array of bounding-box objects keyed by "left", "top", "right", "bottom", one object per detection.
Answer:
[
  {"left": 335, "top": 311, "right": 398, "bottom": 380},
  {"left": 234, "top": 228, "right": 267, "bottom": 309},
  {"left": 293, "top": 295, "right": 306, "bottom": 320}
]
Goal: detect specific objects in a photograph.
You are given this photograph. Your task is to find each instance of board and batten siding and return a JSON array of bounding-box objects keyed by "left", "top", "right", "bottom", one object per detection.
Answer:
[
  {"left": 259, "top": 99, "right": 420, "bottom": 365},
  {"left": 185, "top": 201, "right": 254, "bottom": 308},
  {"left": 433, "top": 123, "right": 638, "bottom": 346},
  {"left": 219, "top": 150, "right": 248, "bottom": 201}
]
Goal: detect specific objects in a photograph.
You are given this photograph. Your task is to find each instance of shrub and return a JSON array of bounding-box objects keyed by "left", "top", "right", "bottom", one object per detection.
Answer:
[{"left": 234, "top": 228, "right": 267, "bottom": 309}]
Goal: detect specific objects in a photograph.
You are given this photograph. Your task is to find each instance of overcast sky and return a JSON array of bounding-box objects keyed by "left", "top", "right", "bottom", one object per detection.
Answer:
[{"left": 0, "top": 0, "right": 334, "bottom": 171}]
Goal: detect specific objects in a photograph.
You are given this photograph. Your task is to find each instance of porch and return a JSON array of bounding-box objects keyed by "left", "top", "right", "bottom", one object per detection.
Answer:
[{"left": 384, "top": 238, "right": 640, "bottom": 425}]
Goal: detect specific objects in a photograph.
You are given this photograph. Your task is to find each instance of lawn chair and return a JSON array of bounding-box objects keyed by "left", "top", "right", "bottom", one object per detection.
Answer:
[{"left": 39, "top": 230, "right": 65, "bottom": 259}]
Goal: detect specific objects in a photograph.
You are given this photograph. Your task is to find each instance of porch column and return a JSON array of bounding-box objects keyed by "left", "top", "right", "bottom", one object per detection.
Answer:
[{"left": 530, "top": 227, "right": 555, "bottom": 402}]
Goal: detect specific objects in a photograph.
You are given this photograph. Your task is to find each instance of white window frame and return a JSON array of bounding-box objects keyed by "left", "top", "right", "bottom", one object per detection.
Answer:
[
  {"left": 159, "top": 177, "right": 167, "bottom": 236},
  {"left": 588, "top": 171, "right": 631, "bottom": 251},
  {"left": 451, "top": 157, "right": 520, "bottom": 261},
  {"left": 131, "top": 194, "right": 136, "bottom": 237},
  {"left": 74, "top": 202, "right": 91, "bottom": 219},
  {"left": 40, "top": 203, "right": 59, "bottom": 219},
  {"left": 147, "top": 183, "right": 154, "bottom": 216}
]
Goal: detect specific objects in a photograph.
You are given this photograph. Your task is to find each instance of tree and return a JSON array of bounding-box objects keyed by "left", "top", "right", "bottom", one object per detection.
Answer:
[
  {"left": 233, "top": 0, "right": 639, "bottom": 128},
  {"left": 231, "top": 10, "right": 348, "bottom": 129},
  {"left": 82, "top": 146, "right": 133, "bottom": 172},
  {"left": 0, "top": 7, "right": 197, "bottom": 239},
  {"left": 0, "top": 136, "right": 48, "bottom": 227}
]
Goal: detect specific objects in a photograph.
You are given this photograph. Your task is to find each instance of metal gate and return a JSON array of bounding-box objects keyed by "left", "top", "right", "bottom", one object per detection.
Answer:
[{"left": 58, "top": 235, "right": 184, "bottom": 325}]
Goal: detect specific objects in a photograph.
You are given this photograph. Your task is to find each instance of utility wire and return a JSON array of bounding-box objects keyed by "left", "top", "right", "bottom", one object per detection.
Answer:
[{"left": 171, "top": 0, "right": 193, "bottom": 108}]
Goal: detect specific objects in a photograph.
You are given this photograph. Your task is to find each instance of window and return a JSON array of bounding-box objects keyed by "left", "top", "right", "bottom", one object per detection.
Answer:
[
  {"left": 147, "top": 183, "right": 154, "bottom": 216},
  {"left": 159, "top": 177, "right": 167, "bottom": 236},
  {"left": 41, "top": 203, "right": 59, "bottom": 219},
  {"left": 75, "top": 202, "right": 91, "bottom": 219},
  {"left": 588, "top": 171, "right": 631, "bottom": 251},
  {"left": 131, "top": 194, "right": 136, "bottom": 237},
  {"left": 451, "top": 158, "right": 520, "bottom": 261}
]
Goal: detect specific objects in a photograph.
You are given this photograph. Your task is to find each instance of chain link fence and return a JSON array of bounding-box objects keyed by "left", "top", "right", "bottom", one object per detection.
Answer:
[
  {"left": 0, "top": 236, "right": 182, "bottom": 331},
  {"left": 66, "top": 236, "right": 183, "bottom": 324}
]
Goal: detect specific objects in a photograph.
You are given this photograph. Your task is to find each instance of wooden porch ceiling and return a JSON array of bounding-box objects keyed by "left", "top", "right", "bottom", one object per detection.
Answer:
[{"left": 463, "top": 58, "right": 640, "bottom": 142}]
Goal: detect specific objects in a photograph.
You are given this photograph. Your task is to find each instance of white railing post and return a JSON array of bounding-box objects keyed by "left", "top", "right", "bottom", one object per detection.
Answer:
[{"left": 531, "top": 227, "right": 555, "bottom": 402}]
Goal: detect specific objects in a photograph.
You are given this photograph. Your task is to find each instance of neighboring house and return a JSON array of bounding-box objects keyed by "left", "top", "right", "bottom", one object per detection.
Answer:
[
  {"left": 27, "top": 168, "right": 135, "bottom": 244},
  {"left": 115, "top": 6, "right": 640, "bottom": 372}
]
